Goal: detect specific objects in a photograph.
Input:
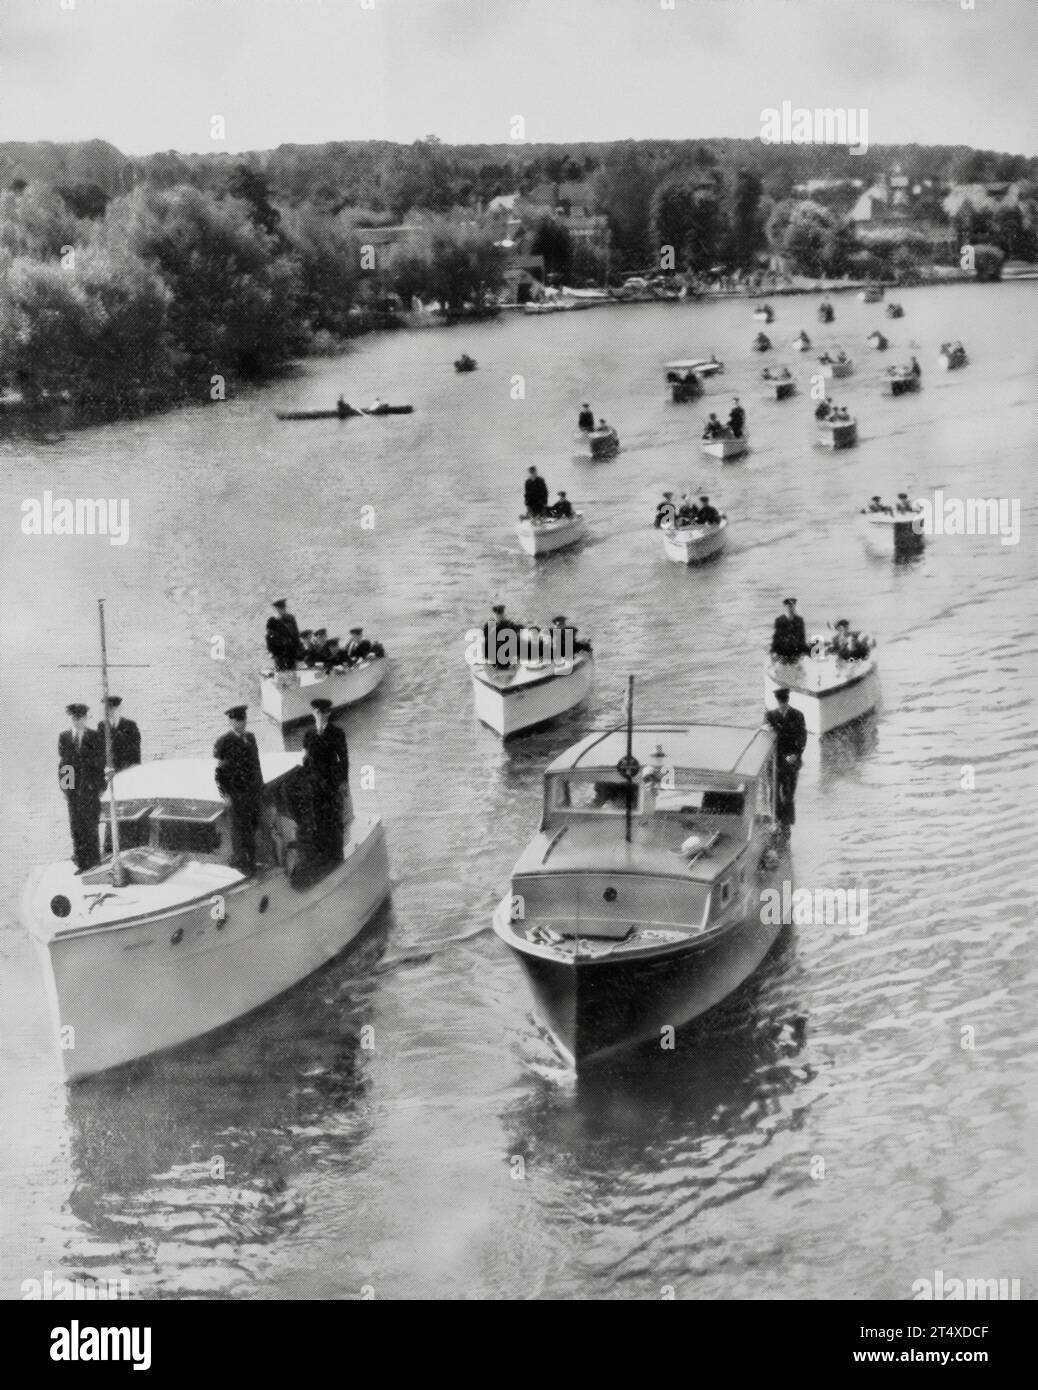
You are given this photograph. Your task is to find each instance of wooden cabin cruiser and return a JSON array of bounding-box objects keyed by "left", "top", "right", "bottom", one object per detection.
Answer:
[
  {"left": 761, "top": 368, "right": 796, "bottom": 401},
  {"left": 661, "top": 516, "right": 728, "bottom": 565},
  {"left": 260, "top": 655, "right": 387, "bottom": 727},
  {"left": 516, "top": 511, "right": 587, "bottom": 556},
  {"left": 817, "top": 301, "right": 835, "bottom": 323},
  {"left": 573, "top": 425, "right": 620, "bottom": 459},
  {"left": 752, "top": 304, "right": 774, "bottom": 323},
  {"left": 753, "top": 332, "right": 772, "bottom": 352},
  {"left": 858, "top": 503, "right": 925, "bottom": 558},
  {"left": 817, "top": 353, "right": 854, "bottom": 379},
  {"left": 23, "top": 753, "right": 391, "bottom": 1080},
  {"left": 702, "top": 431, "right": 749, "bottom": 460},
  {"left": 491, "top": 721, "right": 787, "bottom": 1066},
  {"left": 938, "top": 342, "right": 968, "bottom": 370},
  {"left": 664, "top": 361, "right": 706, "bottom": 403},
  {"left": 470, "top": 645, "right": 594, "bottom": 738},
  {"left": 885, "top": 302, "right": 904, "bottom": 319},
  {"left": 816, "top": 413, "right": 857, "bottom": 448},
  {"left": 792, "top": 331, "right": 812, "bottom": 352},
  {"left": 766, "top": 645, "right": 880, "bottom": 735},
  {"left": 859, "top": 285, "right": 884, "bottom": 303},
  {"left": 867, "top": 330, "right": 888, "bottom": 350}
]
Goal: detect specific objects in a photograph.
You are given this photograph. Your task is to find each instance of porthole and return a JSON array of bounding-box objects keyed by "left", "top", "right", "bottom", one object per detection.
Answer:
[
  {"left": 258, "top": 896, "right": 269, "bottom": 914},
  {"left": 603, "top": 887, "right": 617, "bottom": 903},
  {"left": 50, "top": 895, "right": 71, "bottom": 918}
]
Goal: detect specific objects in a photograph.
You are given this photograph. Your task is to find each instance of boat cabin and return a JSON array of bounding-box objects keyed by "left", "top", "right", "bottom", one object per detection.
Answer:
[{"left": 88, "top": 752, "right": 311, "bottom": 884}]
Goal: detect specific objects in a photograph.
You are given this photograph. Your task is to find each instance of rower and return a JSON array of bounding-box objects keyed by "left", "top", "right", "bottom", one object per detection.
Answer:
[{"left": 577, "top": 403, "right": 595, "bottom": 432}]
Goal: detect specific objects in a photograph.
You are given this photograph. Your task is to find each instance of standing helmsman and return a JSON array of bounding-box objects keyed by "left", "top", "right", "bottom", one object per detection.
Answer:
[
  {"left": 765, "top": 688, "right": 808, "bottom": 836},
  {"left": 302, "top": 698, "right": 351, "bottom": 864},
  {"left": 59, "top": 703, "right": 106, "bottom": 872},
  {"left": 99, "top": 695, "right": 141, "bottom": 772},
  {"left": 266, "top": 598, "right": 302, "bottom": 672},
  {"left": 214, "top": 705, "right": 265, "bottom": 875},
  {"left": 770, "top": 597, "right": 810, "bottom": 663},
  {"left": 523, "top": 466, "right": 549, "bottom": 518}
]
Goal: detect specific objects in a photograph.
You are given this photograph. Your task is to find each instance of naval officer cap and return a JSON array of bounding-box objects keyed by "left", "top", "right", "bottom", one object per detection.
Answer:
[
  {"left": 491, "top": 603, "right": 506, "bottom": 614},
  {"left": 300, "top": 629, "right": 313, "bottom": 639},
  {"left": 835, "top": 618, "right": 850, "bottom": 628},
  {"left": 103, "top": 695, "right": 123, "bottom": 707},
  {"left": 349, "top": 626, "right": 363, "bottom": 635},
  {"left": 773, "top": 687, "right": 791, "bottom": 702},
  {"left": 314, "top": 627, "right": 328, "bottom": 637},
  {"left": 66, "top": 702, "right": 89, "bottom": 717},
  {"left": 272, "top": 598, "right": 288, "bottom": 609},
  {"left": 551, "top": 615, "right": 567, "bottom": 625},
  {"left": 311, "top": 698, "right": 334, "bottom": 712},
  {"left": 225, "top": 705, "right": 248, "bottom": 720},
  {"left": 783, "top": 596, "right": 797, "bottom": 605}
]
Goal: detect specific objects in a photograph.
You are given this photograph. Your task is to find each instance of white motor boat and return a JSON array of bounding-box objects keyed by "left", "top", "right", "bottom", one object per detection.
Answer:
[
  {"left": 761, "top": 373, "right": 796, "bottom": 401},
  {"left": 858, "top": 506, "right": 926, "bottom": 558},
  {"left": 573, "top": 426, "right": 620, "bottom": 459},
  {"left": 938, "top": 343, "right": 968, "bottom": 371},
  {"left": 816, "top": 415, "right": 858, "bottom": 449},
  {"left": 667, "top": 356, "right": 724, "bottom": 378},
  {"left": 859, "top": 286, "right": 884, "bottom": 303},
  {"left": 491, "top": 717, "right": 788, "bottom": 1066},
  {"left": 765, "top": 647, "right": 880, "bottom": 735},
  {"left": 471, "top": 647, "right": 594, "bottom": 738},
  {"left": 23, "top": 752, "right": 391, "bottom": 1080},
  {"left": 260, "top": 656, "right": 387, "bottom": 726},
  {"left": 661, "top": 517, "right": 728, "bottom": 564},
  {"left": 792, "top": 333, "right": 812, "bottom": 352},
  {"left": 516, "top": 511, "right": 587, "bottom": 556},
  {"left": 817, "top": 356, "right": 854, "bottom": 379},
  {"left": 701, "top": 432, "right": 749, "bottom": 460}
]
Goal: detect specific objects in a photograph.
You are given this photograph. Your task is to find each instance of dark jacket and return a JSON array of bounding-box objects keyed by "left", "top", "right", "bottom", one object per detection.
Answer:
[
  {"left": 58, "top": 727, "right": 106, "bottom": 800},
  {"left": 771, "top": 613, "right": 808, "bottom": 659},
  {"left": 265, "top": 613, "right": 301, "bottom": 665},
  {"left": 524, "top": 475, "right": 549, "bottom": 512},
  {"left": 213, "top": 730, "right": 264, "bottom": 805},
  {"left": 303, "top": 722, "right": 349, "bottom": 788},
  {"left": 342, "top": 636, "right": 372, "bottom": 664},
  {"left": 98, "top": 717, "right": 141, "bottom": 772},
  {"left": 766, "top": 705, "right": 808, "bottom": 762}
]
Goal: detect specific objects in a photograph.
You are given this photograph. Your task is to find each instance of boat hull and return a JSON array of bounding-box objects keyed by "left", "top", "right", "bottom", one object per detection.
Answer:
[
  {"left": 516, "top": 512, "right": 587, "bottom": 555},
  {"left": 26, "top": 818, "right": 391, "bottom": 1081},
  {"left": 471, "top": 654, "right": 594, "bottom": 738},
  {"left": 858, "top": 513, "right": 925, "bottom": 558},
  {"left": 883, "top": 374, "right": 920, "bottom": 397},
  {"left": 763, "top": 379, "right": 796, "bottom": 401},
  {"left": 701, "top": 435, "right": 748, "bottom": 460},
  {"left": 494, "top": 891, "right": 783, "bottom": 1066},
  {"left": 260, "top": 657, "right": 387, "bottom": 725},
  {"left": 765, "top": 658, "right": 880, "bottom": 735},
  {"left": 938, "top": 352, "right": 968, "bottom": 371},
  {"left": 818, "top": 360, "right": 853, "bottom": 379},
  {"left": 661, "top": 520, "right": 727, "bottom": 564},
  {"left": 816, "top": 419, "right": 857, "bottom": 449}
]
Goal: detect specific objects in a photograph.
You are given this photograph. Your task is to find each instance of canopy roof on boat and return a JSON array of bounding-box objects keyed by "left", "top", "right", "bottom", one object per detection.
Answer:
[
  {"left": 110, "top": 753, "right": 303, "bottom": 804},
  {"left": 546, "top": 725, "right": 774, "bottom": 779},
  {"left": 664, "top": 358, "right": 718, "bottom": 371}
]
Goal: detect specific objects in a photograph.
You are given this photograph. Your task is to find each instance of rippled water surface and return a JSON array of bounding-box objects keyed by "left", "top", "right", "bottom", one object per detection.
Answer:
[{"left": 2, "top": 285, "right": 1036, "bottom": 1299}]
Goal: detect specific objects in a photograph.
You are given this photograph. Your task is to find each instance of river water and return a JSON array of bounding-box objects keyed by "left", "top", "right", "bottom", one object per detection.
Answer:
[{"left": 1, "top": 285, "right": 1035, "bottom": 1300}]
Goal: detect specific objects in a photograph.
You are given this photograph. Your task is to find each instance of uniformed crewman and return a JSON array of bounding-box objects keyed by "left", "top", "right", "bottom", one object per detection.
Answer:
[
  {"left": 59, "top": 703, "right": 106, "bottom": 872},
  {"left": 550, "top": 491, "right": 574, "bottom": 519},
  {"left": 342, "top": 627, "right": 372, "bottom": 664},
  {"left": 765, "top": 688, "right": 808, "bottom": 836},
  {"left": 302, "top": 698, "right": 351, "bottom": 864},
  {"left": 482, "top": 603, "right": 521, "bottom": 668},
  {"left": 770, "top": 597, "right": 810, "bottom": 662},
  {"left": 549, "top": 615, "right": 592, "bottom": 662},
  {"left": 696, "top": 495, "right": 722, "bottom": 526},
  {"left": 523, "top": 466, "right": 549, "bottom": 518},
  {"left": 265, "top": 598, "right": 301, "bottom": 672},
  {"left": 577, "top": 403, "right": 595, "bottom": 432},
  {"left": 308, "top": 628, "right": 331, "bottom": 666},
  {"left": 728, "top": 398, "right": 746, "bottom": 438},
  {"left": 99, "top": 695, "right": 141, "bottom": 772},
  {"left": 213, "top": 705, "right": 265, "bottom": 874}
]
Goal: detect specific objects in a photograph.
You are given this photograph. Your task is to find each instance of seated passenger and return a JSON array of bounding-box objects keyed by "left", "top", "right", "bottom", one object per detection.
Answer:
[
  {"left": 895, "top": 492, "right": 916, "bottom": 514},
  {"left": 550, "top": 490, "right": 574, "bottom": 519},
  {"left": 654, "top": 491, "right": 675, "bottom": 528},
  {"left": 308, "top": 628, "right": 331, "bottom": 666},
  {"left": 703, "top": 413, "right": 724, "bottom": 439},
  {"left": 865, "top": 495, "right": 891, "bottom": 514},
  {"left": 676, "top": 494, "right": 697, "bottom": 525},
  {"left": 696, "top": 495, "right": 721, "bottom": 526},
  {"left": 815, "top": 399, "right": 832, "bottom": 421}
]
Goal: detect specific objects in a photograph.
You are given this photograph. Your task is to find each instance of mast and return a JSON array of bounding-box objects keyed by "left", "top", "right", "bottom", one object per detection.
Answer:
[
  {"left": 624, "top": 675, "right": 634, "bottom": 843},
  {"left": 98, "top": 599, "right": 126, "bottom": 888}
]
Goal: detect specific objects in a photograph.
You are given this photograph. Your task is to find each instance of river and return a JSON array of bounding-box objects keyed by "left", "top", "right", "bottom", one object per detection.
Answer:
[{"left": 1, "top": 284, "right": 1035, "bottom": 1299}]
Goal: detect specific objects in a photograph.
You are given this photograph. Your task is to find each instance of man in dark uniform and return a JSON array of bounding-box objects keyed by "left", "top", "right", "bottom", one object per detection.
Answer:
[
  {"left": 298, "top": 629, "right": 316, "bottom": 662},
  {"left": 728, "top": 398, "right": 746, "bottom": 438},
  {"left": 213, "top": 705, "right": 265, "bottom": 874},
  {"left": 482, "top": 602, "right": 521, "bottom": 668},
  {"left": 308, "top": 628, "right": 331, "bottom": 666},
  {"left": 549, "top": 491, "right": 574, "bottom": 519},
  {"left": 342, "top": 626, "right": 372, "bottom": 665},
  {"left": 577, "top": 403, "right": 595, "bottom": 432},
  {"left": 98, "top": 695, "right": 141, "bottom": 772},
  {"left": 696, "top": 495, "right": 722, "bottom": 526},
  {"left": 302, "top": 698, "right": 350, "bottom": 864},
  {"left": 549, "top": 615, "right": 592, "bottom": 663},
  {"left": 59, "top": 703, "right": 106, "bottom": 872},
  {"left": 654, "top": 491, "right": 675, "bottom": 528},
  {"left": 523, "top": 466, "right": 549, "bottom": 518},
  {"left": 765, "top": 688, "right": 808, "bottom": 836},
  {"left": 265, "top": 598, "right": 301, "bottom": 672},
  {"left": 770, "top": 597, "right": 810, "bottom": 662}
]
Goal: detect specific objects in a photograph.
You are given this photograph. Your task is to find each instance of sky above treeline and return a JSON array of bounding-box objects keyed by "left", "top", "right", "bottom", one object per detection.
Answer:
[{"left": 1, "top": 0, "right": 1034, "bottom": 157}]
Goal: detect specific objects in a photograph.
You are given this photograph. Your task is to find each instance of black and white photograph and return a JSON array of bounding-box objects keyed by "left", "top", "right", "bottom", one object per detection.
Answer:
[{"left": 1, "top": 0, "right": 1034, "bottom": 1334}]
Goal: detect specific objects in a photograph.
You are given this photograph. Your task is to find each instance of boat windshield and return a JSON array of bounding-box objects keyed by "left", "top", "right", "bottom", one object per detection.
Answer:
[{"left": 554, "top": 777, "right": 639, "bottom": 813}]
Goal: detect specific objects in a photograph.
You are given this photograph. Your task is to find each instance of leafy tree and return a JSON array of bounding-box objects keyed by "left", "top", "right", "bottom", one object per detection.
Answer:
[
  {"left": 650, "top": 178, "right": 722, "bottom": 273},
  {"left": 281, "top": 206, "right": 363, "bottom": 337},
  {"left": 971, "top": 244, "right": 1004, "bottom": 281},
  {"left": 592, "top": 148, "right": 654, "bottom": 271},
  {"left": 0, "top": 258, "right": 92, "bottom": 403},
  {"left": 0, "top": 183, "right": 81, "bottom": 259},
  {"left": 56, "top": 182, "right": 111, "bottom": 220},
  {"left": 779, "top": 201, "right": 846, "bottom": 277},
  {"left": 726, "top": 168, "right": 765, "bottom": 269},
  {"left": 530, "top": 216, "right": 572, "bottom": 279},
  {"left": 228, "top": 163, "right": 282, "bottom": 238}
]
